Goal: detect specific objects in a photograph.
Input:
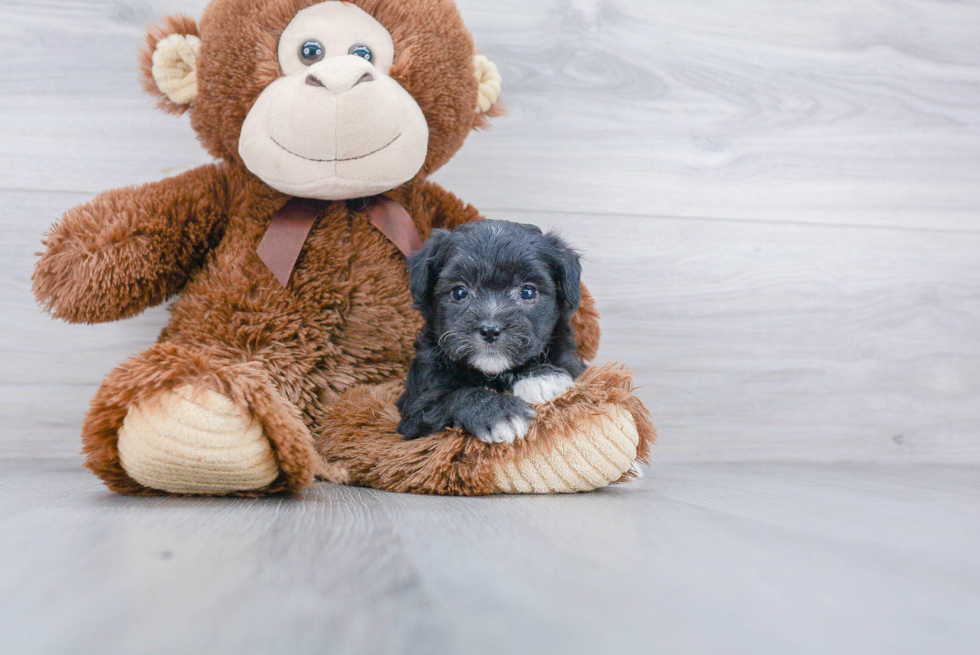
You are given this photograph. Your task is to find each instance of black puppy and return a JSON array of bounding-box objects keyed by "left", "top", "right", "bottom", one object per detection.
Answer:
[{"left": 397, "top": 220, "right": 586, "bottom": 443}]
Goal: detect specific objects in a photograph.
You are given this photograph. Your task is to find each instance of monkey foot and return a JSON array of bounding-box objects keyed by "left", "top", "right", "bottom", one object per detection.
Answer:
[
  {"left": 492, "top": 403, "right": 638, "bottom": 493},
  {"left": 117, "top": 385, "right": 280, "bottom": 495},
  {"left": 315, "top": 363, "right": 655, "bottom": 495}
]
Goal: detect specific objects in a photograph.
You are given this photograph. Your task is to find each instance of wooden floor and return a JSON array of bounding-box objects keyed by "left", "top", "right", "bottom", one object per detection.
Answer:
[
  {"left": 2, "top": 0, "right": 979, "bottom": 652},
  {"left": 1, "top": 459, "right": 978, "bottom": 655}
]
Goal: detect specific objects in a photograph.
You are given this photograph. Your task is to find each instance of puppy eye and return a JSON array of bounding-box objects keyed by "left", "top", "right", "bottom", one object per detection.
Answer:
[
  {"left": 451, "top": 286, "right": 469, "bottom": 301},
  {"left": 520, "top": 285, "right": 538, "bottom": 301},
  {"left": 349, "top": 45, "right": 373, "bottom": 62},
  {"left": 299, "top": 40, "right": 325, "bottom": 65}
]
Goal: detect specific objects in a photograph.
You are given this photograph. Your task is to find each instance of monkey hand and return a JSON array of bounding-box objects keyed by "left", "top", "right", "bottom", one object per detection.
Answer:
[{"left": 33, "top": 164, "right": 230, "bottom": 324}]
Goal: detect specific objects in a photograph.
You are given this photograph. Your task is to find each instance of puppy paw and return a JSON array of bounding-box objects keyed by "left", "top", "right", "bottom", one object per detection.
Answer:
[
  {"left": 478, "top": 414, "right": 533, "bottom": 444},
  {"left": 513, "top": 371, "right": 575, "bottom": 405},
  {"left": 459, "top": 395, "right": 536, "bottom": 444}
]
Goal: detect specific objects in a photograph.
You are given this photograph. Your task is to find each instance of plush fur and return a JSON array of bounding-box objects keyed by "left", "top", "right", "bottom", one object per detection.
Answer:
[
  {"left": 397, "top": 220, "right": 586, "bottom": 442},
  {"left": 316, "top": 363, "right": 655, "bottom": 495},
  {"left": 32, "top": 0, "right": 647, "bottom": 496}
]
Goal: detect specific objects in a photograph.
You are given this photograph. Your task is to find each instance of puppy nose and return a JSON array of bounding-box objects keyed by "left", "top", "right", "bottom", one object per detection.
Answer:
[
  {"left": 304, "top": 58, "right": 375, "bottom": 94},
  {"left": 479, "top": 323, "right": 503, "bottom": 343}
]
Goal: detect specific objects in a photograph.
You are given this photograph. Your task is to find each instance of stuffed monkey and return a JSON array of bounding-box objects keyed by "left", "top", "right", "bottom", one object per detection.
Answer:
[{"left": 33, "top": 0, "right": 654, "bottom": 496}]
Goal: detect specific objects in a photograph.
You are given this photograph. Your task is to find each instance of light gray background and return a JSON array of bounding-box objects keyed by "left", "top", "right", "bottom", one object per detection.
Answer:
[{"left": 1, "top": 0, "right": 978, "bottom": 653}]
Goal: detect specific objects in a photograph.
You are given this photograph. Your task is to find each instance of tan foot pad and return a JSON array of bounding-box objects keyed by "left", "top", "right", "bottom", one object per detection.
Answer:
[
  {"left": 117, "top": 385, "right": 279, "bottom": 495},
  {"left": 493, "top": 404, "right": 639, "bottom": 494}
]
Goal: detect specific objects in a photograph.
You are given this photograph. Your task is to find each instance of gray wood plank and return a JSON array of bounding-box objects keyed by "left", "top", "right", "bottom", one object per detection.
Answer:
[
  {"left": 0, "top": 460, "right": 456, "bottom": 655},
  {"left": 0, "top": 460, "right": 977, "bottom": 655},
  {"left": 1, "top": 0, "right": 979, "bottom": 230},
  {"left": 440, "top": 0, "right": 980, "bottom": 230},
  {"left": 512, "top": 209, "right": 980, "bottom": 463}
]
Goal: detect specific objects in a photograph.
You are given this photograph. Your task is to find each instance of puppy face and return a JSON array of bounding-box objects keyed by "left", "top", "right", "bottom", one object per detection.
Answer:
[{"left": 409, "top": 220, "right": 581, "bottom": 375}]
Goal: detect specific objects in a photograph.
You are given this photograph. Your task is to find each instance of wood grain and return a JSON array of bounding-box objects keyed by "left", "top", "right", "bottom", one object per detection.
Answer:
[
  {"left": 0, "top": 460, "right": 977, "bottom": 654},
  {"left": 438, "top": 0, "right": 980, "bottom": 230},
  {"left": 2, "top": 0, "right": 979, "bottom": 229},
  {"left": 514, "top": 209, "right": 980, "bottom": 462}
]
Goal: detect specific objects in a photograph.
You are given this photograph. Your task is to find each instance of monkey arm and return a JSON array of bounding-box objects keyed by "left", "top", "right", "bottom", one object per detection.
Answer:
[
  {"left": 571, "top": 285, "right": 601, "bottom": 361},
  {"left": 33, "top": 163, "right": 235, "bottom": 324}
]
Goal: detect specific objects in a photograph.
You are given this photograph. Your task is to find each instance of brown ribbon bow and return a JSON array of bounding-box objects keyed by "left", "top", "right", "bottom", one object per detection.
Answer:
[{"left": 257, "top": 195, "right": 424, "bottom": 287}]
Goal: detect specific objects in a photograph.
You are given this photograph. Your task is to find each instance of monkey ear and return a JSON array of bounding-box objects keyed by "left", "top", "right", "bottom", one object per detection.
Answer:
[
  {"left": 473, "top": 55, "right": 503, "bottom": 117},
  {"left": 139, "top": 15, "right": 201, "bottom": 115},
  {"left": 408, "top": 229, "right": 453, "bottom": 310},
  {"left": 544, "top": 232, "right": 583, "bottom": 319}
]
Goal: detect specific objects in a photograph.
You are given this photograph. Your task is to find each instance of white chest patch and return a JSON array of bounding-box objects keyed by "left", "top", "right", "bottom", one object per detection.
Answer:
[
  {"left": 470, "top": 352, "right": 512, "bottom": 376},
  {"left": 513, "top": 372, "right": 575, "bottom": 405}
]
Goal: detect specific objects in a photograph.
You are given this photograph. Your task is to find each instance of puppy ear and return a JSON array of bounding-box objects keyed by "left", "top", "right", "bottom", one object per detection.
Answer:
[
  {"left": 544, "top": 232, "right": 582, "bottom": 318},
  {"left": 408, "top": 229, "right": 453, "bottom": 308}
]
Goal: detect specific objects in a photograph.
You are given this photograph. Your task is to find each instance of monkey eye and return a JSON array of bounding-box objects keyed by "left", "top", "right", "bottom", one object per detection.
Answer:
[
  {"left": 299, "top": 40, "right": 325, "bottom": 65},
  {"left": 519, "top": 285, "right": 538, "bottom": 301},
  {"left": 349, "top": 45, "right": 373, "bottom": 62},
  {"left": 451, "top": 286, "right": 469, "bottom": 301}
]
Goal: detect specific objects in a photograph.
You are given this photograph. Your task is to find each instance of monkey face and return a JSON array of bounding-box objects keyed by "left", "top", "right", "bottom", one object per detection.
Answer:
[
  {"left": 141, "top": 0, "right": 504, "bottom": 197},
  {"left": 238, "top": 2, "right": 429, "bottom": 200}
]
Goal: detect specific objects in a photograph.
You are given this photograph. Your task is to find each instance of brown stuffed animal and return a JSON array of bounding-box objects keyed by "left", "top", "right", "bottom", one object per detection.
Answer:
[{"left": 32, "top": 0, "right": 654, "bottom": 496}]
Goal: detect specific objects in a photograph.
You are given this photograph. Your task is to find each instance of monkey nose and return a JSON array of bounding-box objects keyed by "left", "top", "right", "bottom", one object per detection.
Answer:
[
  {"left": 478, "top": 323, "right": 503, "bottom": 343},
  {"left": 305, "top": 71, "right": 375, "bottom": 93},
  {"left": 305, "top": 74, "right": 325, "bottom": 88}
]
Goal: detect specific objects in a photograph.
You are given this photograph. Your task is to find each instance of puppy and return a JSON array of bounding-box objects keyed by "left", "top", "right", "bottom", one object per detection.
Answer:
[{"left": 397, "top": 219, "right": 586, "bottom": 443}]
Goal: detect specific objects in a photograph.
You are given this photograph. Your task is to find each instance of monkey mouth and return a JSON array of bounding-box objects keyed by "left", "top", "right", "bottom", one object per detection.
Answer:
[{"left": 270, "top": 133, "right": 402, "bottom": 163}]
